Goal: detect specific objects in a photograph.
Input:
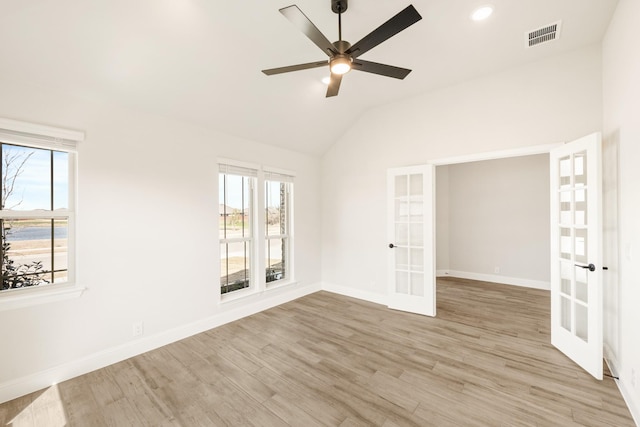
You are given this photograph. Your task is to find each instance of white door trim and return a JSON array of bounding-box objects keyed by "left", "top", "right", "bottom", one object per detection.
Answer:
[{"left": 428, "top": 142, "right": 562, "bottom": 166}]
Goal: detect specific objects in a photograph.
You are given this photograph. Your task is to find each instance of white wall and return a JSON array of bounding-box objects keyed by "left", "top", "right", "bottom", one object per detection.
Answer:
[
  {"left": 321, "top": 45, "right": 602, "bottom": 300},
  {"left": 437, "top": 155, "right": 550, "bottom": 288},
  {"left": 0, "top": 80, "right": 322, "bottom": 402},
  {"left": 603, "top": 0, "right": 640, "bottom": 422}
]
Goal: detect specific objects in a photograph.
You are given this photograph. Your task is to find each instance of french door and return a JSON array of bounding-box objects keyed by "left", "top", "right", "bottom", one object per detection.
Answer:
[
  {"left": 387, "top": 165, "right": 435, "bottom": 316},
  {"left": 550, "top": 133, "right": 603, "bottom": 379}
]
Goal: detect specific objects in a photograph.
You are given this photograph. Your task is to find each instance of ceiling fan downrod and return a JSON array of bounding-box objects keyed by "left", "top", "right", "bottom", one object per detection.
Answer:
[{"left": 333, "top": 0, "right": 351, "bottom": 54}]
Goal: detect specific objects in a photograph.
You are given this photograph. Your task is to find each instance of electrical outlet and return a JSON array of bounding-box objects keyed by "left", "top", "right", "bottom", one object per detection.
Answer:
[
  {"left": 494, "top": 266, "right": 500, "bottom": 274},
  {"left": 132, "top": 321, "right": 144, "bottom": 338}
]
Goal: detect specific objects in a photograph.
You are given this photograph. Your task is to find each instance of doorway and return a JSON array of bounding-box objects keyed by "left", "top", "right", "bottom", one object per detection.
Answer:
[{"left": 435, "top": 153, "right": 551, "bottom": 289}]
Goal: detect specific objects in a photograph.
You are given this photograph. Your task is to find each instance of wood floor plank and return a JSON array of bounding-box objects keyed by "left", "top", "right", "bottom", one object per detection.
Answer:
[{"left": 0, "top": 277, "right": 635, "bottom": 426}]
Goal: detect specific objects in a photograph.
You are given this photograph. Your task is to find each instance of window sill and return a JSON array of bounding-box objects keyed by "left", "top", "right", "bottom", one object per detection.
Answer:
[
  {"left": 266, "top": 279, "right": 297, "bottom": 291},
  {"left": 0, "top": 284, "right": 86, "bottom": 312},
  {"left": 220, "top": 280, "right": 298, "bottom": 304}
]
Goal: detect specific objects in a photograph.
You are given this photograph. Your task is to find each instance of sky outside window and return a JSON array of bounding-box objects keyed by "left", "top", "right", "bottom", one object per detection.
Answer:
[{"left": 2, "top": 144, "right": 69, "bottom": 211}]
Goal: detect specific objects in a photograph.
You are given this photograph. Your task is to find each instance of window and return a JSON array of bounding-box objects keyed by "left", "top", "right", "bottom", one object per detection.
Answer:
[
  {"left": 265, "top": 172, "right": 292, "bottom": 284},
  {"left": 1, "top": 144, "right": 71, "bottom": 289},
  {"left": 218, "top": 161, "right": 294, "bottom": 298},
  {"left": 219, "top": 164, "right": 256, "bottom": 295},
  {"left": 0, "top": 118, "right": 82, "bottom": 310}
]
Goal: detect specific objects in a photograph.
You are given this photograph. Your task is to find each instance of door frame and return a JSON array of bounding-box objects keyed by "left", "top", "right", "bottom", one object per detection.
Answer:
[{"left": 427, "top": 142, "right": 561, "bottom": 282}]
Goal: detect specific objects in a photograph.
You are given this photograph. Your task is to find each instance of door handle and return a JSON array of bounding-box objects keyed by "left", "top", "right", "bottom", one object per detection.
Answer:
[
  {"left": 575, "top": 263, "right": 596, "bottom": 272},
  {"left": 388, "top": 243, "right": 395, "bottom": 248}
]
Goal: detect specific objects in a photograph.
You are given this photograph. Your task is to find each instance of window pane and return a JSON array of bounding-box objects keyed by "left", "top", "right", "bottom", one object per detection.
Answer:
[
  {"left": 266, "top": 238, "right": 286, "bottom": 283},
  {"left": 266, "top": 181, "right": 287, "bottom": 237},
  {"left": 53, "top": 151, "right": 69, "bottom": 210},
  {"left": 265, "top": 180, "right": 289, "bottom": 285},
  {"left": 2, "top": 144, "right": 51, "bottom": 211},
  {"left": 53, "top": 219, "right": 69, "bottom": 283},
  {"left": 220, "top": 241, "right": 251, "bottom": 294},
  {"left": 2, "top": 218, "right": 53, "bottom": 289},
  {"left": 219, "top": 174, "right": 251, "bottom": 240}
]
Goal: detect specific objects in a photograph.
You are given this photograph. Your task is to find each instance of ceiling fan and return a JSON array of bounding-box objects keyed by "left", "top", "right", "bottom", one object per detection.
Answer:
[{"left": 262, "top": 0, "right": 422, "bottom": 97}]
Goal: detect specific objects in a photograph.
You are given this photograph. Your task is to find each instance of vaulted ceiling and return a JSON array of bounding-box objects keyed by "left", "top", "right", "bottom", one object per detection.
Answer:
[{"left": 0, "top": 0, "right": 618, "bottom": 155}]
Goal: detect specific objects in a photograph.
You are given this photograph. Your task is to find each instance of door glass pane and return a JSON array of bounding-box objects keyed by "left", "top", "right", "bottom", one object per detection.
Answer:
[
  {"left": 575, "top": 303, "right": 588, "bottom": 342},
  {"left": 410, "top": 273, "right": 424, "bottom": 296},
  {"left": 409, "top": 200, "right": 423, "bottom": 221},
  {"left": 560, "top": 260, "right": 572, "bottom": 295},
  {"left": 574, "top": 152, "right": 587, "bottom": 187},
  {"left": 559, "top": 156, "right": 571, "bottom": 187},
  {"left": 575, "top": 189, "right": 587, "bottom": 226},
  {"left": 575, "top": 228, "right": 588, "bottom": 264},
  {"left": 559, "top": 192, "right": 572, "bottom": 225},
  {"left": 395, "top": 223, "right": 408, "bottom": 246},
  {"left": 561, "top": 296, "right": 572, "bottom": 332},
  {"left": 575, "top": 267, "right": 588, "bottom": 303},
  {"left": 395, "top": 200, "right": 409, "bottom": 220},
  {"left": 560, "top": 228, "right": 571, "bottom": 260},
  {"left": 410, "top": 223, "right": 423, "bottom": 246},
  {"left": 410, "top": 248, "right": 424, "bottom": 272},
  {"left": 396, "top": 271, "right": 409, "bottom": 294},
  {"left": 395, "top": 247, "right": 408, "bottom": 270},
  {"left": 395, "top": 175, "right": 407, "bottom": 197},
  {"left": 409, "top": 174, "right": 423, "bottom": 196},
  {"left": 392, "top": 169, "right": 427, "bottom": 304}
]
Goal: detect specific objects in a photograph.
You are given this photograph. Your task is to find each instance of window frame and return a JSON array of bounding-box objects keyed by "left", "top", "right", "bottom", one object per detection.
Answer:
[
  {"left": 264, "top": 174, "right": 293, "bottom": 288},
  {"left": 218, "top": 159, "right": 295, "bottom": 303},
  {"left": 219, "top": 165, "right": 257, "bottom": 297},
  {"left": 0, "top": 118, "right": 84, "bottom": 311}
]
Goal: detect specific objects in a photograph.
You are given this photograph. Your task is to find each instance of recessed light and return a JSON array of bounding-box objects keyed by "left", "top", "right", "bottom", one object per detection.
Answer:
[
  {"left": 322, "top": 76, "right": 331, "bottom": 85},
  {"left": 471, "top": 5, "right": 493, "bottom": 21}
]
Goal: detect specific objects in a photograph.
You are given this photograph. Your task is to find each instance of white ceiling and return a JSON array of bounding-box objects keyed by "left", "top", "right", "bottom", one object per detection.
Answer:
[{"left": 0, "top": 0, "right": 618, "bottom": 155}]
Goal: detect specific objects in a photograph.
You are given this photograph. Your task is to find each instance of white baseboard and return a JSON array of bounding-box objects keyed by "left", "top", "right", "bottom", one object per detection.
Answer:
[
  {"left": 321, "top": 282, "right": 387, "bottom": 306},
  {"left": 617, "top": 378, "right": 640, "bottom": 427},
  {"left": 605, "top": 355, "right": 640, "bottom": 427},
  {"left": 437, "top": 270, "right": 550, "bottom": 290},
  {"left": 0, "top": 281, "right": 321, "bottom": 404}
]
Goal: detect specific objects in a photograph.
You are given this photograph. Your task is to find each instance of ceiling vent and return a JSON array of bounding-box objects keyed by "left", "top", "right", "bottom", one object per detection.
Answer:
[{"left": 525, "top": 20, "right": 562, "bottom": 48}]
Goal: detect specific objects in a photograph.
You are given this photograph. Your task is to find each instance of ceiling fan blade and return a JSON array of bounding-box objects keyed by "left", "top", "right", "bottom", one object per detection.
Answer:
[
  {"left": 262, "top": 60, "right": 327, "bottom": 76},
  {"left": 346, "top": 5, "right": 422, "bottom": 59},
  {"left": 280, "top": 5, "right": 337, "bottom": 57},
  {"left": 326, "top": 73, "right": 342, "bottom": 97},
  {"left": 352, "top": 59, "right": 412, "bottom": 79}
]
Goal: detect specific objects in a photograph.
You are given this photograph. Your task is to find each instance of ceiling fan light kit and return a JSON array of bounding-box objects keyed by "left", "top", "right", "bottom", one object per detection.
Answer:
[
  {"left": 330, "top": 55, "right": 352, "bottom": 75},
  {"left": 262, "top": 0, "right": 422, "bottom": 97}
]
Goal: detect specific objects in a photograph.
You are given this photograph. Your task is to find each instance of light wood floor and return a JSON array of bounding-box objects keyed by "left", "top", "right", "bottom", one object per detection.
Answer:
[{"left": 1, "top": 278, "right": 635, "bottom": 426}]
